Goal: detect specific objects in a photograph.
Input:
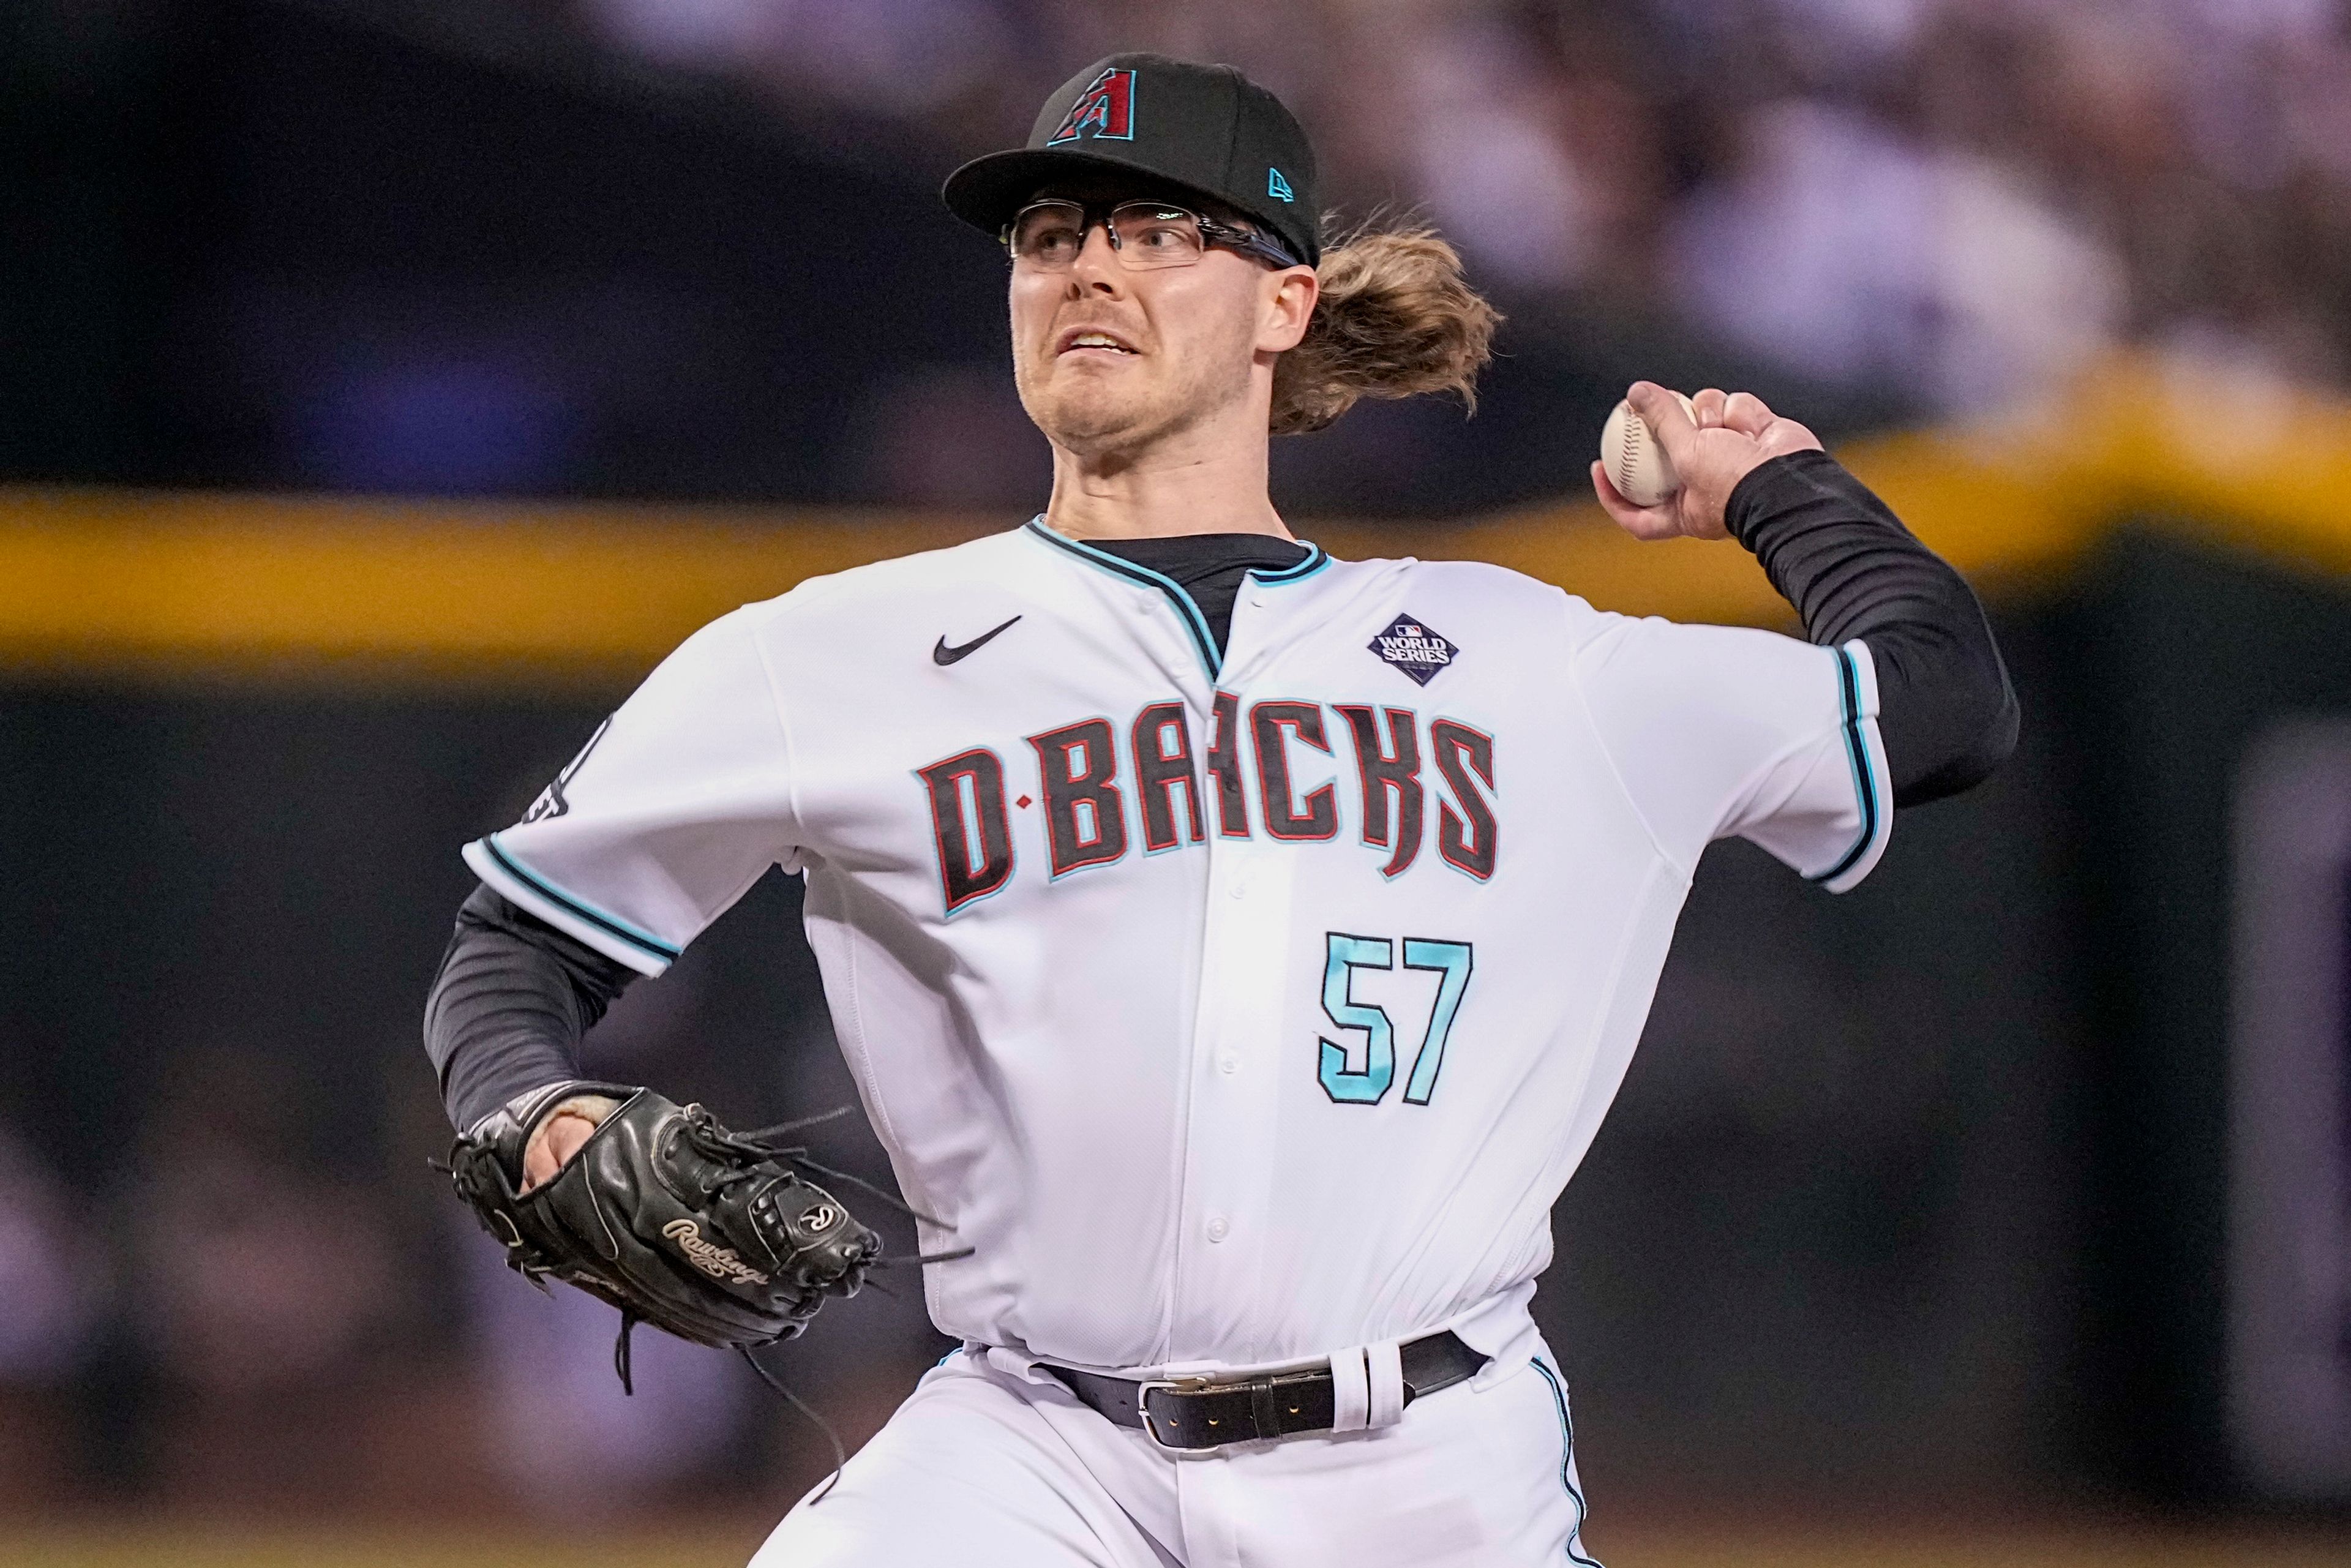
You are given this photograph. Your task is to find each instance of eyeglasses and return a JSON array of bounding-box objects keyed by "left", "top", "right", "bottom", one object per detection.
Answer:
[{"left": 1003, "top": 199, "right": 1302, "bottom": 272}]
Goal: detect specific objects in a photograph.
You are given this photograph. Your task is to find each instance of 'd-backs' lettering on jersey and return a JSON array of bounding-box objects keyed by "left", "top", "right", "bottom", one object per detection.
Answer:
[
  {"left": 463, "top": 519, "right": 1891, "bottom": 1375},
  {"left": 917, "top": 696, "right": 1498, "bottom": 910}
]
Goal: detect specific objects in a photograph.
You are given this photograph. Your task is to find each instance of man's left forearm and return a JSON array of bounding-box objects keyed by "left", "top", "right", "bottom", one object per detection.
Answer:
[{"left": 425, "top": 884, "right": 635, "bottom": 1133}]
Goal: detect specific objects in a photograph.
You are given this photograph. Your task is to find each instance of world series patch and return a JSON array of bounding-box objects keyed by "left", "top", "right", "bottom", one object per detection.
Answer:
[{"left": 1368, "top": 615, "right": 1458, "bottom": 686}]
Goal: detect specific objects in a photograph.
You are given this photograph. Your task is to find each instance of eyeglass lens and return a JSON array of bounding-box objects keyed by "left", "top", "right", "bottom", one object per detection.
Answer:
[{"left": 1009, "top": 203, "right": 1209, "bottom": 269}]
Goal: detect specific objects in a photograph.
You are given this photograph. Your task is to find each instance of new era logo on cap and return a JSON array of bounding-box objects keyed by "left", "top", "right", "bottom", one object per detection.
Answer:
[
  {"left": 1268, "top": 167, "right": 1294, "bottom": 201},
  {"left": 1045, "top": 67, "right": 1135, "bottom": 144},
  {"left": 1369, "top": 615, "right": 1458, "bottom": 686}
]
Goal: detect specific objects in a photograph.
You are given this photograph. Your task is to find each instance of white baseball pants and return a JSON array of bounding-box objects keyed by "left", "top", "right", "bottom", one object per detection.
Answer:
[{"left": 750, "top": 1342, "right": 1602, "bottom": 1567}]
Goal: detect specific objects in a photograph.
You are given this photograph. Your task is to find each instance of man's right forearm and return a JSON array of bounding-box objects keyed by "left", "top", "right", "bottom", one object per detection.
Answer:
[
  {"left": 424, "top": 883, "right": 639, "bottom": 1132},
  {"left": 1725, "top": 449, "right": 2019, "bottom": 806}
]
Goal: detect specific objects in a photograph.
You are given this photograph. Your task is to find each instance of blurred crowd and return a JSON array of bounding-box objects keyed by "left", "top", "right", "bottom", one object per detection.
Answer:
[
  {"left": 22, "top": 0, "right": 2346, "bottom": 508},
  {"left": 579, "top": 0, "right": 2351, "bottom": 416}
]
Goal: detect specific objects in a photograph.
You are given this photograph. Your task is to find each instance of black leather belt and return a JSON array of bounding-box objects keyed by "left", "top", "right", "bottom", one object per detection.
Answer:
[{"left": 1046, "top": 1330, "right": 1487, "bottom": 1452}]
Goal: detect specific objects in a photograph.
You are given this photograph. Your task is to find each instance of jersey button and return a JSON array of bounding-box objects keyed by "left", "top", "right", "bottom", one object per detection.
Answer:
[
  {"left": 1218, "top": 1052, "right": 1240, "bottom": 1075},
  {"left": 1205, "top": 1215, "right": 1231, "bottom": 1242}
]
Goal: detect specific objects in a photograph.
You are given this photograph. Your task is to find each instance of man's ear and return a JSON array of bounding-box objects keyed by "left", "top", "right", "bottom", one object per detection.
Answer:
[{"left": 1258, "top": 266, "right": 1319, "bottom": 354}]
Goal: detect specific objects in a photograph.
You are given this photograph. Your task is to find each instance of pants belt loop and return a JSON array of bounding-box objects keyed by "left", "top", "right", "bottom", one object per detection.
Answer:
[
  {"left": 1328, "top": 1345, "right": 1371, "bottom": 1432},
  {"left": 1366, "top": 1340, "right": 1406, "bottom": 1428}
]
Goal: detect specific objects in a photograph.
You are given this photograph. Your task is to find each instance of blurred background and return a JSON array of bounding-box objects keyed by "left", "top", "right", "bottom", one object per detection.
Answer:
[{"left": 6, "top": 0, "right": 2351, "bottom": 1562}]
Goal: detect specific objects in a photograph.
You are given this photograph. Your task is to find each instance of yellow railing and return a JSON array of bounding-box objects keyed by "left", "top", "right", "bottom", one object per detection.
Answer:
[{"left": 3, "top": 353, "right": 2347, "bottom": 683}]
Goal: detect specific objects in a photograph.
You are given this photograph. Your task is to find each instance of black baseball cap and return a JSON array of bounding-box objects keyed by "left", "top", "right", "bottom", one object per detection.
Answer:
[{"left": 942, "top": 53, "right": 1322, "bottom": 268}]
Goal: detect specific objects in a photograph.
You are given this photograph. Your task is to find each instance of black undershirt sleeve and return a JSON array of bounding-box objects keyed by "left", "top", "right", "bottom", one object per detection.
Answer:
[
  {"left": 1725, "top": 449, "right": 2019, "bottom": 807},
  {"left": 425, "top": 883, "right": 637, "bottom": 1132}
]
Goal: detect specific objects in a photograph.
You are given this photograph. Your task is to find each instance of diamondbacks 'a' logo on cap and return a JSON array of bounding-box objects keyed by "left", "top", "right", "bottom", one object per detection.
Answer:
[
  {"left": 1046, "top": 67, "right": 1136, "bottom": 144},
  {"left": 1369, "top": 615, "right": 1458, "bottom": 686}
]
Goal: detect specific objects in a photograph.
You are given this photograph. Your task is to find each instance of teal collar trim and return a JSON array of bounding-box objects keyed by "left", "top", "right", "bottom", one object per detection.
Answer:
[
  {"left": 1021, "top": 516, "right": 1331, "bottom": 679},
  {"left": 1023, "top": 518, "right": 1219, "bottom": 676},
  {"left": 1246, "top": 545, "right": 1330, "bottom": 585}
]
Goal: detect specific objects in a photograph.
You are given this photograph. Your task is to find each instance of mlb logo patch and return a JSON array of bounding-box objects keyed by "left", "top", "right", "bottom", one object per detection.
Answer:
[
  {"left": 1368, "top": 615, "right": 1458, "bottom": 686},
  {"left": 1046, "top": 67, "right": 1136, "bottom": 144}
]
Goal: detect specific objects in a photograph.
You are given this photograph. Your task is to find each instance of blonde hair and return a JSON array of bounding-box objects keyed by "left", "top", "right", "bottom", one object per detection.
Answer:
[{"left": 1270, "top": 217, "right": 1501, "bottom": 437}]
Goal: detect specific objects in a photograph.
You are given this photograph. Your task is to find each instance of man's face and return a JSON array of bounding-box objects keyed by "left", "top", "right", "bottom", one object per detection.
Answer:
[{"left": 1008, "top": 179, "right": 1296, "bottom": 459}]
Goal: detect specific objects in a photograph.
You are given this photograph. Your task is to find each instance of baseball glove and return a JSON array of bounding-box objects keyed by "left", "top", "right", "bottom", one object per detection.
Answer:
[{"left": 445, "top": 1080, "right": 881, "bottom": 1387}]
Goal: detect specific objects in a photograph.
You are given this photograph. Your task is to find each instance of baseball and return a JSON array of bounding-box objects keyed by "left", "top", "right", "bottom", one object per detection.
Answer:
[{"left": 1599, "top": 391, "right": 1698, "bottom": 508}]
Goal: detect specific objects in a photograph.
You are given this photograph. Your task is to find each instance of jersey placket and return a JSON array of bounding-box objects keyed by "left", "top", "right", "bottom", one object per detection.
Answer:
[
  {"left": 1018, "top": 522, "right": 1258, "bottom": 1364},
  {"left": 1018, "top": 522, "right": 1335, "bottom": 1367},
  {"left": 1108, "top": 570, "right": 1237, "bottom": 1366},
  {"left": 1164, "top": 569, "right": 1319, "bottom": 1365}
]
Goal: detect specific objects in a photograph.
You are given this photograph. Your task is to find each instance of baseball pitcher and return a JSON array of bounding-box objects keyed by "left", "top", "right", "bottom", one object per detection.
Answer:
[{"left": 425, "top": 53, "right": 2016, "bottom": 1567}]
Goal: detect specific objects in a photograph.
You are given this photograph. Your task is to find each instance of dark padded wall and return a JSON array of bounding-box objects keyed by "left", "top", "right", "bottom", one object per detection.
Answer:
[{"left": 2062, "top": 530, "right": 2351, "bottom": 1499}]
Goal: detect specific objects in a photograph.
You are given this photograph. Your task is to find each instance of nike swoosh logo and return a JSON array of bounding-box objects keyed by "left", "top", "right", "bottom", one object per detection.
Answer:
[{"left": 933, "top": 615, "right": 1022, "bottom": 666}]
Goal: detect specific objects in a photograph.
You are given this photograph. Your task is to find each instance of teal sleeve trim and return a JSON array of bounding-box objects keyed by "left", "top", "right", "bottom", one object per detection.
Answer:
[
  {"left": 471, "top": 832, "right": 681, "bottom": 968},
  {"left": 1809, "top": 643, "right": 1887, "bottom": 889}
]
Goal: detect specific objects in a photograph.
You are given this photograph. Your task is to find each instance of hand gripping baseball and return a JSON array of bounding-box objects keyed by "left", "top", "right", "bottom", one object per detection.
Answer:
[{"left": 1590, "top": 383, "right": 1824, "bottom": 541}]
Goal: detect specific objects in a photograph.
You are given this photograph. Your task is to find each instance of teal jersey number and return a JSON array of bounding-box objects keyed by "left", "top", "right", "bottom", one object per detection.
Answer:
[
  {"left": 1319, "top": 934, "right": 1399, "bottom": 1102},
  {"left": 1316, "top": 932, "right": 1474, "bottom": 1106},
  {"left": 1398, "top": 938, "right": 1474, "bottom": 1103}
]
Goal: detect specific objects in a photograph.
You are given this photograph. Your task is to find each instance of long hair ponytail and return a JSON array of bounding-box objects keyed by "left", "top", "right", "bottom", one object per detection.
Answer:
[{"left": 1270, "top": 217, "right": 1501, "bottom": 437}]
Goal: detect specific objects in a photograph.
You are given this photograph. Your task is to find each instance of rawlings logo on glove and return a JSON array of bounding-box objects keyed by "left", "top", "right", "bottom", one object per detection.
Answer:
[{"left": 661, "top": 1218, "right": 773, "bottom": 1286}]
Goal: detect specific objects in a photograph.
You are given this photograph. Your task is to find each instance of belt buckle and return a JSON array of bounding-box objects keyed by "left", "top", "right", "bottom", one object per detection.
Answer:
[{"left": 1136, "top": 1375, "right": 1219, "bottom": 1454}]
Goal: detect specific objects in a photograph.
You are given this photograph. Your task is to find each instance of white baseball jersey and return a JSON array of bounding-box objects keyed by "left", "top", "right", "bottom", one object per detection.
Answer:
[{"left": 465, "top": 518, "right": 1891, "bottom": 1377}]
